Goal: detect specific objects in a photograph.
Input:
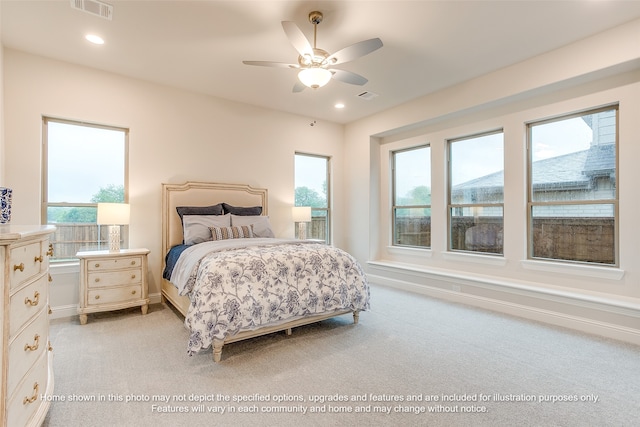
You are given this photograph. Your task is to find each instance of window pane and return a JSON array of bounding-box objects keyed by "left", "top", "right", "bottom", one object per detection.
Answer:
[
  {"left": 48, "top": 121, "right": 125, "bottom": 203},
  {"left": 45, "top": 119, "right": 127, "bottom": 261},
  {"left": 394, "top": 207, "right": 431, "bottom": 247},
  {"left": 450, "top": 132, "right": 504, "bottom": 204},
  {"left": 531, "top": 204, "right": 614, "bottom": 264},
  {"left": 394, "top": 147, "right": 430, "bottom": 206},
  {"left": 295, "top": 153, "right": 330, "bottom": 242},
  {"left": 530, "top": 111, "right": 616, "bottom": 202},
  {"left": 450, "top": 207, "right": 504, "bottom": 254}
]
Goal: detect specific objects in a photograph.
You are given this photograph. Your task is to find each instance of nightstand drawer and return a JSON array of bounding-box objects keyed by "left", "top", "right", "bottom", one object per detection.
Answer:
[
  {"left": 88, "top": 256, "right": 142, "bottom": 271},
  {"left": 9, "top": 241, "right": 46, "bottom": 290},
  {"left": 87, "top": 284, "right": 142, "bottom": 306},
  {"left": 7, "top": 308, "right": 48, "bottom": 397},
  {"left": 9, "top": 274, "right": 49, "bottom": 336},
  {"left": 88, "top": 269, "right": 142, "bottom": 288}
]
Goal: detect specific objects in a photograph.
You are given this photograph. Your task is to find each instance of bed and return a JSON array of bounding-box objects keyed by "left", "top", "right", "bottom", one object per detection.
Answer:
[{"left": 161, "top": 181, "right": 370, "bottom": 362}]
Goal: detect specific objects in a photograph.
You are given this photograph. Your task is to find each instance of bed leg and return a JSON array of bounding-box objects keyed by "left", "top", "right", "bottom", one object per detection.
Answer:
[
  {"left": 213, "top": 341, "right": 223, "bottom": 363},
  {"left": 353, "top": 310, "right": 360, "bottom": 324},
  {"left": 286, "top": 328, "right": 292, "bottom": 336}
]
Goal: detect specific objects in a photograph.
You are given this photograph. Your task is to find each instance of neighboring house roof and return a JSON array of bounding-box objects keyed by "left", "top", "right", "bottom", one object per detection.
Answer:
[{"left": 452, "top": 144, "right": 615, "bottom": 194}]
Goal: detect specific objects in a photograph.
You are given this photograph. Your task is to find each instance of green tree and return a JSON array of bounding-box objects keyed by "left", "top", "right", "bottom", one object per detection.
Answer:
[
  {"left": 90, "top": 184, "right": 124, "bottom": 203},
  {"left": 54, "top": 184, "right": 125, "bottom": 223},
  {"left": 295, "top": 186, "right": 326, "bottom": 208}
]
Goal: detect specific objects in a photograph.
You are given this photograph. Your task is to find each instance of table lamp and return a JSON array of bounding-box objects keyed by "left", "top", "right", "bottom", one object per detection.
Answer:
[
  {"left": 97, "top": 203, "right": 130, "bottom": 252},
  {"left": 292, "top": 206, "right": 311, "bottom": 240}
]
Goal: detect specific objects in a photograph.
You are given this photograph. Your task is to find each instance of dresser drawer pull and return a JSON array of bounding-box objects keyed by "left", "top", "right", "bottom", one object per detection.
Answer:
[
  {"left": 95, "top": 294, "right": 101, "bottom": 299},
  {"left": 47, "top": 243, "right": 54, "bottom": 257},
  {"left": 131, "top": 274, "right": 136, "bottom": 279},
  {"left": 131, "top": 260, "right": 136, "bottom": 265},
  {"left": 95, "top": 278, "right": 100, "bottom": 283},
  {"left": 34, "top": 255, "right": 44, "bottom": 263},
  {"left": 131, "top": 290, "right": 137, "bottom": 295},
  {"left": 25, "top": 291, "right": 40, "bottom": 306},
  {"left": 49, "top": 273, "right": 53, "bottom": 282},
  {"left": 23, "top": 382, "right": 39, "bottom": 405},
  {"left": 24, "top": 334, "right": 40, "bottom": 352},
  {"left": 48, "top": 341, "right": 53, "bottom": 351},
  {"left": 14, "top": 262, "right": 25, "bottom": 272},
  {"left": 94, "top": 263, "right": 100, "bottom": 268}
]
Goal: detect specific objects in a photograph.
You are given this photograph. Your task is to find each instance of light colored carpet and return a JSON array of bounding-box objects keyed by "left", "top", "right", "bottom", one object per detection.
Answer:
[{"left": 43, "top": 284, "right": 640, "bottom": 426}]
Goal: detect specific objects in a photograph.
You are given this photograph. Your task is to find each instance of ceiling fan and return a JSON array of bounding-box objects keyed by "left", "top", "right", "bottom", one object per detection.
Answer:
[{"left": 243, "top": 11, "right": 383, "bottom": 92}]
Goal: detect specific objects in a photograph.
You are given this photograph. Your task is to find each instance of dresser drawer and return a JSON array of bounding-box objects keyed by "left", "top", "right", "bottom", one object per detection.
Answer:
[
  {"left": 87, "top": 284, "right": 142, "bottom": 306},
  {"left": 87, "top": 255, "right": 142, "bottom": 272},
  {"left": 88, "top": 268, "right": 142, "bottom": 288},
  {"left": 9, "top": 241, "right": 47, "bottom": 290},
  {"left": 9, "top": 274, "right": 49, "bottom": 336},
  {"left": 7, "top": 351, "right": 50, "bottom": 427},
  {"left": 7, "top": 309, "right": 48, "bottom": 397}
]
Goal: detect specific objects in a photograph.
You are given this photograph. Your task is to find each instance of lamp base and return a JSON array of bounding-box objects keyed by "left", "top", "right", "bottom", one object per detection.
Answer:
[
  {"left": 297, "top": 222, "right": 307, "bottom": 240},
  {"left": 108, "top": 225, "right": 121, "bottom": 252}
]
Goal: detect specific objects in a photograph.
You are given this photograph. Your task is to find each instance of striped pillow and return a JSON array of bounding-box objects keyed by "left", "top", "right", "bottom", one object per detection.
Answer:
[{"left": 209, "top": 225, "right": 254, "bottom": 241}]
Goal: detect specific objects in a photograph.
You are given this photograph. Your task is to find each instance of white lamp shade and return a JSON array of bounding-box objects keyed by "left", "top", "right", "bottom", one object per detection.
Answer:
[
  {"left": 298, "top": 68, "right": 332, "bottom": 89},
  {"left": 97, "top": 203, "right": 130, "bottom": 225},
  {"left": 292, "top": 206, "right": 312, "bottom": 222}
]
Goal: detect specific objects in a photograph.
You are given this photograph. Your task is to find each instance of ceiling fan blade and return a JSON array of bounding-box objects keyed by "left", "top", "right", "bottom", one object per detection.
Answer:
[
  {"left": 242, "top": 61, "right": 299, "bottom": 69},
  {"left": 292, "top": 81, "right": 306, "bottom": 93},
  {"left": 281, "top": 21, "right": 313, "bottom": 58},
  {"left": 326, "top": 38, "right": 383, "bottom": 65},
  {"left": 330, "top": 69, "right": 368, "bottom": 85}
]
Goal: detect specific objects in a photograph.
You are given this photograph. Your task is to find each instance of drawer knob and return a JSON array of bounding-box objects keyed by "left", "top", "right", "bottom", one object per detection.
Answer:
[
  {"left": 24, "top": 291, "right": 40, "bottom": 306},
  {"left": 47, "top": 243, "right": 54, "bottom": 257},
  {"left": 131, "top": 274, "right": 136, "bottom": 279},
  {"left": 94, "top": 263, "right": 100, "bottom": 268},
  {"left": 95, "top": 295, "right": 100, "bottom": 299},
  {"left": 48, "top": 341, "right": 54, "bottom": 352},
  {"left": 14, "top": 262, "right": 25, "bottom": 272},
  {"left": 23, "top": 382, "right": 39, "bottom": 405},
  {"left": 95, "top": 278, "right": 100, "bottom": 283},
  {"left": 49, "top": 273, "right": 53, "bottom": 282},
  {"left": 131, "top": 290, "right": 137, "bottom": 295},
  {"left": 24, "top": 334, "right": 40, "bottom": 352},
  {"left": 131, "top": 260, "right": 136, "bottom": 265},
  {"left": 34, "top": 255, "right": 44, "bottom": 263}
]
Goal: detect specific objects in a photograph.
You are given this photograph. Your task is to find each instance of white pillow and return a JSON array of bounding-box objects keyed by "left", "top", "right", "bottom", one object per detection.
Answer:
[
  {"left": 230, "top": 215, "right": 275, "bottom": 238},
  {"left": 183, "top": 214, "right": 230, "bottom": 245}
]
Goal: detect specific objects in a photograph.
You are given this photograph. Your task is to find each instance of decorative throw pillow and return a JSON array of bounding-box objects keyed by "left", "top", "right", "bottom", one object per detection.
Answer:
[
  {"left": 221, "top": 203, "right": 262, "bottom": 216},
  {"left": 209, "top": 225, "right": 254, "bottom": 241},
  {"left": 230, "top": 215, "right": 275, "bottom": 238},
  {"left": 183, "top": 214, "right": 231, "bottom": 245}
]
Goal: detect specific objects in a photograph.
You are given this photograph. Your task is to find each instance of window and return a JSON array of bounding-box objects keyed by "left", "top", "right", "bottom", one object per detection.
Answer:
[
  {"left": 448, "top": 131, "right": 504, "bottom": 254},
  {"left": 392, "top": 146, "right": 431, "bottom": 247},
  {"left": 294, "top": 153, "right": 330, "bottom": 242},
  {"left": 527, "top": 107, "right": 617, "bottom": 265},
  {"left": 43, "top": 118, "right": 128, "bottom": 261}
]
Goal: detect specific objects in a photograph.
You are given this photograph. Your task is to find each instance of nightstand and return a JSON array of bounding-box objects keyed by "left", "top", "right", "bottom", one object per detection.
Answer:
[{"left": 76, "top": 248, "right": 150, "bottom": 325}]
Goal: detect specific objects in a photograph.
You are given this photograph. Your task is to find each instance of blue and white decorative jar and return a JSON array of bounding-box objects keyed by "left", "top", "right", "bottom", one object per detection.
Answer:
[{"left": 0, "top": 187, "right": 12, "bottom": 224}]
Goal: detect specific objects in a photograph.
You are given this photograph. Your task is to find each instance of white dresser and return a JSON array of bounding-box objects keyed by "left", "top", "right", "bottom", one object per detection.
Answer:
[
  {"left": 76, "top": 248, "right": 150, "bottom": 325},
  {"left": 0, "top": 225, "right": 56, "bottom": 427}
]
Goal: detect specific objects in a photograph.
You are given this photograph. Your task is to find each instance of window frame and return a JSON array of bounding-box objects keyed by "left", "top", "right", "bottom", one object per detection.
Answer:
[
  {"left": 447, "top": 129, "right": 505, "bottom": 255},
  {"left": 391, "top": 144, "right": 431, "bottom": 248},
  {"left": 42, "top": 117, "right": 129, "bottom": 261},
  {"left": 526, "top": 105, "right": 619, "bottom": 266},
  {"left": 294, "top": 152, "right": 331, "bottom": 244}
]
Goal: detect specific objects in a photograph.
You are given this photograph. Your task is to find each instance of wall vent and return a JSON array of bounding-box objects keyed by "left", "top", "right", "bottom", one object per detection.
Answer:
[
  {"left": 356, "top": 91, "right": 379, "bottom": 101},
  {"left": 70, "top": 0, "right": 113, "bottom": 20}
]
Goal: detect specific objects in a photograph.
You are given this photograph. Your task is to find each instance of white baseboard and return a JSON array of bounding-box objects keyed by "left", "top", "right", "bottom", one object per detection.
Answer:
[
  {"left": 367, "top": 262, "right": 640, "bottom": 346},
  {"left": 50, "top": 294, "right": 164, "bottom": 320}
]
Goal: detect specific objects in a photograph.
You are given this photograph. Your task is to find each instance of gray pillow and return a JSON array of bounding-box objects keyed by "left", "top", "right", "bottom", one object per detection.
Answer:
[
  {"left": 222, "top": 203, "right": 262, "bottom": 216},
  {"left": 176, "top": 204, "right": 223, "bottom": 222},
  {"left": 182, "top": 214, "right": 230, "bottom": 245},
  {"left": 230, "top": 215, "right": 275, "bottom": 238}
]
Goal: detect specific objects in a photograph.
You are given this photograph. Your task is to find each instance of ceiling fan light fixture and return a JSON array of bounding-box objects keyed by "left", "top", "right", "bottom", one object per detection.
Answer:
[{"left": 298, "top": 68, "right": 332, "bottom": 89}]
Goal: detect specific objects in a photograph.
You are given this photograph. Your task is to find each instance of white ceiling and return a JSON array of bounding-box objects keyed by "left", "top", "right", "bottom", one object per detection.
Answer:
[{"left": 3, "top": 1, "right": 640, "bottom": 124}]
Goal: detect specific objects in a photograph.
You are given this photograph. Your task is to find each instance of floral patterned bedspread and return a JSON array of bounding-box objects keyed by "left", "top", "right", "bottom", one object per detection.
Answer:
[{"left": 170, "top": 239, "right": 370, "bottom": 355}]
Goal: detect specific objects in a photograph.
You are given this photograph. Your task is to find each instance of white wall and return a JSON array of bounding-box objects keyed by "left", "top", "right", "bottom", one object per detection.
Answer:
[
  {"left": 2, "top": 49, "right": 345, "bottom": 314},
  {"left": 344, "top": 19, "right": 640, "bottom": 343}
]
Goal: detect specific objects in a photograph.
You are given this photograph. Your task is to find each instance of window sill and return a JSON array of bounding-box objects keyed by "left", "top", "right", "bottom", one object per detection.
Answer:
[
  {"left": 520, "top": 259, "right": 624, "bottom": 280},
  {"left": 386, "top": 245, "right": 433, "bottom": 258},
  {"left": 442, "top": 251, "right": 507, "bottom": 266}
]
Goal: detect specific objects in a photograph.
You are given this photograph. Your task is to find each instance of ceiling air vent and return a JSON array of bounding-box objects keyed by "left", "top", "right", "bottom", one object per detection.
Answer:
[
  {"left": 70, "top": 0, "right": 113, "bottom": 20},
  {"left": 356, "top": 91, "right": 379, "bottom": 101}
]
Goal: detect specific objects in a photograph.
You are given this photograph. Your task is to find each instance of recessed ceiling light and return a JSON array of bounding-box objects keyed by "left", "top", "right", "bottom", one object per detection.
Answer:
[
  {"left": 85, "top": 34, "right": 105, "bottom": 45},
  {"left": 335, "top": 103, "right": 345, "bottom": 109}
]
